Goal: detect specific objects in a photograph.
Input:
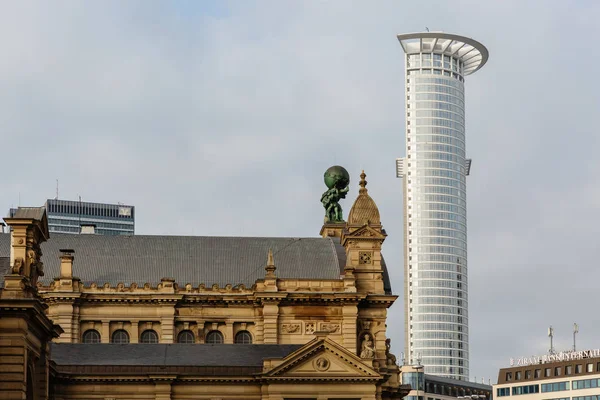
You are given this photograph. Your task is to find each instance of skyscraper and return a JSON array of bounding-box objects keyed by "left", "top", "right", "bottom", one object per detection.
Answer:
[
  {"left": 8, "top": 199, "right": 135, "bottom": 235},
  {"left": 395, "top": 32, "right": 488, "bottom": 380}
]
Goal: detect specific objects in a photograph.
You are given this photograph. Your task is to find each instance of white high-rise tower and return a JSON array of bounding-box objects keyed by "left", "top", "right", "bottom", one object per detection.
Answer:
[{"left": 396, "top": 32, "right": 488, "bottom": 380}]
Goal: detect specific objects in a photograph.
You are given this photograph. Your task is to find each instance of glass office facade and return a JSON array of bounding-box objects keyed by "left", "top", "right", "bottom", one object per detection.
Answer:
[
  {"left": 397, "top": 33, "right": 488, "bottom": 381},
  {"left": 43, "top": 199, "right": 135, "bottom": 235}
]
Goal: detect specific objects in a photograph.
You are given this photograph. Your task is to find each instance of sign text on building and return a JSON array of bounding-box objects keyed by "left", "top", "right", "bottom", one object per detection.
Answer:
[{"left": 510, "top": 349, "right": 600, "bottom": 367}]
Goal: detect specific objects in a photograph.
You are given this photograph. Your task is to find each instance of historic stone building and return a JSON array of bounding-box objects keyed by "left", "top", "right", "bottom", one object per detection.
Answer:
[{"left": 0, "top": 171, "right": 411, "bottom": 399}]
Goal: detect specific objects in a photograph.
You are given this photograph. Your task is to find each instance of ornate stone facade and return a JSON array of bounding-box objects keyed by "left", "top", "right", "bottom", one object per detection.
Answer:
[{"left": 0, "top": 172, "right": 410, "bottom": 400}]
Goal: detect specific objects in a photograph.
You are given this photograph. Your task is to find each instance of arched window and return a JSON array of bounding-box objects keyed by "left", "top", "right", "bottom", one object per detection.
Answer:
[
  {"left": 111, "top": 329, "right": 130, "bottom": 344},
  {"left": 140, "top": 330, "right": 159, "bottom": 344},
  {"left": 205, "top": 330, "right": 224, "bottom": 344},
  {"left": 82, "top": 329, "right": 101, "bottom": 344},
  {"left": 177, "top": 330, "right": 195, "bottom": 344},
  {"left": 234, "top": 330, "right": 252, "bottom": 344}
]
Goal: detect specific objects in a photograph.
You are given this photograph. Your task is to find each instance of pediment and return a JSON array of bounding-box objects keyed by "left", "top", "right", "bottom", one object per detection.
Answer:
[
  {"left": 264, "top": 337, "right": 380, "bottom": 381},
  {"left": 344, "top": 225, "right": 386, "bottom": 240}
]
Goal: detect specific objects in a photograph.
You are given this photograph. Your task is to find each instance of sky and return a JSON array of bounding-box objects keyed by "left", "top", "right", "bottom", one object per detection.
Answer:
[{"left": 1, "top": 0, "right": 599, "bottom": 384}]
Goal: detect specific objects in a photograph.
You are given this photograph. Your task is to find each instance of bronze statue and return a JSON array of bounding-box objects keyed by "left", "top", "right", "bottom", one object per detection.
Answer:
[{"left": 321, "top": 166, "right": 350, "bottom": 223}]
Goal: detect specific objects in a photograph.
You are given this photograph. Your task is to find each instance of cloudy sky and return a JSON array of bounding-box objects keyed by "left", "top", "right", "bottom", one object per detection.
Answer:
[{"left": 1, "top": 0, "right": 599, "bottom": 383}]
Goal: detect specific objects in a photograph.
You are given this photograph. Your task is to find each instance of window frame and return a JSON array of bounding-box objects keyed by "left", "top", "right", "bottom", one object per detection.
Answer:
[
  {"left": 82, "top": 329, "right": 101, "bottom": 344},
  {"left": 140, "top": 329, "right": 159, "bottom": 344},
  {"left": 177, "top": 330, "right": 195, "bottom": 344},
  {"left": 234, "top": 330, "right": 253, "bottom": 344},
  {"left": 205, "top": 330, "right": 224, "bottom": 344},
  {"left": 111, "top": 329, "right": 130, "bottom": 344}
]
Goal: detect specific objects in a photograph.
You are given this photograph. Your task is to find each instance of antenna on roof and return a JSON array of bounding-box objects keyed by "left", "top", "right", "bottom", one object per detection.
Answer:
[
  {"left": 56, "top": 179, "right": 59, "bottom": 200},
  {"left": 548, "top": 326, "right": 555, "bottom": 355},
  {"left": 573, "top": 323, "right": 579, "bottom": 351}
]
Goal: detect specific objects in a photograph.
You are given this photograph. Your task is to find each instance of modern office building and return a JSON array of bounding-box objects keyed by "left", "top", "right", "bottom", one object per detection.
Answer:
[
  {"left": 8, "top": 199, "right": 135, "bottom": 235},
  {"left": 395, "top": 32, "right": 489, "bottom": 380},
  {"left": 494, "top": 349, "right": 600, "bottom": 400},
  {"left": 401, "top": 363, "right": 491, "bottom": 400}
]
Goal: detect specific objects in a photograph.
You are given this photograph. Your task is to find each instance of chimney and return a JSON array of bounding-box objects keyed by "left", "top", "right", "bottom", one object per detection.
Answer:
[
  {"left": 80, "top": 224, "right": 96, "bottom": 234},
  {"left": 59, "top": 249, "right": 75, "bottom": 279}
]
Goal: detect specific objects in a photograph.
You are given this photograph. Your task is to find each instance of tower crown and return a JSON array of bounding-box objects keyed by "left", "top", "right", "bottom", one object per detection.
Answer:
[{"left": 347, "top": 171, "right": 380, "bottom": 226}]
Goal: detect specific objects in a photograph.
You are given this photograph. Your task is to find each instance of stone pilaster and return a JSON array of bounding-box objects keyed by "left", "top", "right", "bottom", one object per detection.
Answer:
[
  {"left": 159, "top": 306, "right": 175, "bottom": 343},
  {"left": 224, "top": 321, "right": 234, "bottom": 344},
  {"left": 262, "top": 301, "right": 279, "bottom": 344},
  {"left": 101, "top": 320, "right": 110, "bottom": 343},
  {"left": 342, "top": 303, "right": 358, "bottom": 354}
]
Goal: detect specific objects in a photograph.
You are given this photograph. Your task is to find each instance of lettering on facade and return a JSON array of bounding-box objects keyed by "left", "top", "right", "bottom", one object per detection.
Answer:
[{"left": 509, "top": 349, "right": 600, "bottom": 366}]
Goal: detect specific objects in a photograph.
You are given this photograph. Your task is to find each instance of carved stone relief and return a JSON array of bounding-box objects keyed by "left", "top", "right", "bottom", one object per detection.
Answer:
[
  {"left": 281, "top": 324, "right": 300, "bottom": 334},
  {"left": 314, "top": 357, "right": 330, "bottom": 372},
  {"left": 359, "top": 251, "right": 373, "bottom": 265},
  {"left": 305, "top": 322, "right": 316, "bottom": 335},
  {"left": 320, "top": 323, "right": 340, "bottom": 333}
]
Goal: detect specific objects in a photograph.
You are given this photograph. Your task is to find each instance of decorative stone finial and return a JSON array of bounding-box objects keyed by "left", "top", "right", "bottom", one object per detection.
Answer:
[
  {"left": 359, "top": 170, "right": 367, "bottom": 194},
  {"left": 347, "top": 170, "right": 381, "bottom": 226},
  {"left": 265, "top": 248, "right": 276, "bottom": 277}
]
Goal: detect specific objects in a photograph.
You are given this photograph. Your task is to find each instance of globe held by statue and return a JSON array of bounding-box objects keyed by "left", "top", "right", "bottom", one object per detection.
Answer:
[
  {"left": 321, "top": 166, "right": 350, "bottom": 223},
  {"left": 324, "top": 165, "right": 350, "bottom": 189}
]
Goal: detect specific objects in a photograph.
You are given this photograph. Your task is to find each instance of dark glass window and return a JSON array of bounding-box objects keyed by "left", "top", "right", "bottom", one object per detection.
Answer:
[
  {"left": 111, "top": 329, "right": 130, "bottom": 344},
  {"left": 177, "top": 330, "right": 195, "bottom": 344},
  {"left": 234, "top": 330, "right": 252, "bottom": 344},
  {"left": 140, "top": 330, "right": 159, "bottom": 344},
  {"left": 82, "top": 329, "right": 101, "bottom": 344},
  {"left": 205, "top": 330, "right": 223, "bottom": 344}
]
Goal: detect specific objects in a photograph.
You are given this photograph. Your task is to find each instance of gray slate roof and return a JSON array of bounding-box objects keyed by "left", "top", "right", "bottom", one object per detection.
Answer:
[
  {"left": 0, "top": 232, "right": 391, "bottom": 292},
  {"left": 51, "top": 343, "right": 302, "bottom": 366}
]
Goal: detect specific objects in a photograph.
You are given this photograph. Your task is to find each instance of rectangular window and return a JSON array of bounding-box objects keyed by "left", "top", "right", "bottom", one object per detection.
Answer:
[
  {"left": 497, "top": 388, "right": 511, "bottom": 397},
  {"left": 506, "top": 372, "right": 513, "bottom": 382},
  {"left": 588, "top": 363, "right": 594, "bottom": 373},
  {"left": 576, "top": 364, "right": 582, "bottom": 374},
  {"left": 545, "top": 368, "right": 552, "bottom": 377},
  {"left": 555, "top": 366, "right": 562, "bottom": 376},
  {"left": 566, "top": 365, "right": 572, "bottom": 375},
  {"left": 525, "top": 370, "right": 531, "bottom": 379},
  {"left": 535, "top": 369, "right": 541, "bottom": 378},
  {"left": 516, "top": 371, "right": 522, "bottom": 380},
  {"left": 512, "top": 384, "right": 539, "bottom": 395},
  {"left": 541, "top": 382, "right": 570, "bottom": 392}
]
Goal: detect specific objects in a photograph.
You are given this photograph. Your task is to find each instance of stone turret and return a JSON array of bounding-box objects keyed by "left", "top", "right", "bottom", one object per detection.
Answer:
[
  {"left": 0, "top": 207, "right": 62, "bottom": 400},
  {"left": 341, "top": 171, "right": 387, "bottom": 295}
]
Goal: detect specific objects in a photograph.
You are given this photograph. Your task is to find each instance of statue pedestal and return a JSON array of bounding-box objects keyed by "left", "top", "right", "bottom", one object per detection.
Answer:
[{"left": 319, "top": 222, "right": 345, "bottom": 239}]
